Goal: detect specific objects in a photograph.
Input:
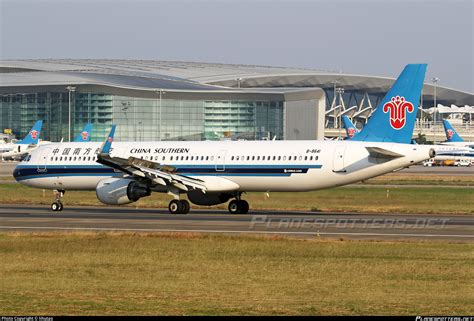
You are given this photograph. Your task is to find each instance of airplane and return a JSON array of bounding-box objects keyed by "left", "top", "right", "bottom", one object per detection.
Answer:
[
  {"left": 14, "top": 64, "right": 435, "bottom": 214},
  {"left": 73, "top": 123, "right": 93, "bottom": 142},
  {"left": 441, "top": 119, "right": 474, "bottom": 149},
  {"left": 345, "top": 105, "right": 473, "bottom": 164},
  {"left": 0, "top": 120, "right": 43, "bottom": 160},
  {"left": 342, "top": 115, "right": 360, "bottom": 139}
]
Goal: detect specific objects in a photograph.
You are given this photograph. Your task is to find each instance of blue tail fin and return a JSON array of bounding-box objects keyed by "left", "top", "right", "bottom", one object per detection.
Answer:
[
  {"left": 73, "top": 123, "right": 93, "bottom": 142},
  {"left": 442, "top": 120, "right": 464, "bottom": 142},
  {"left": 351, "top": 64, "right": 427, "bottom": 144},
  {"left": 342, "top": 115, "right": 359, "bottom": 139},
  {"left": 99, "top": 125, "right": 116, "bottom": 155},
  {"left": 17, "top": 120, "right": 43, "bottom": 145}
]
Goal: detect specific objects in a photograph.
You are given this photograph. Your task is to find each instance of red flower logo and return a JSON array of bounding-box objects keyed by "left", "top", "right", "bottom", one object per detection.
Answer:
[
  {"left": 446, "top": 129, "right": 454, "bottom": 140},
  {"left": 81, "top": 131, "right": 89, "bottom": 141},
  {"left": 347, "top": 127, "right": 356, "bottom": 138},
  {"left": 29, "top": 130, "right": 38, "bottom": 140},
  {"left": 383, "top": 96, "right": 414, "bottom": 130}
]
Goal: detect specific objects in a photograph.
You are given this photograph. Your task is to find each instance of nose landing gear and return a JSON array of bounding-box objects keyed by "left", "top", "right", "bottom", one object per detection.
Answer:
[{"left": 51, "top": 190, "right": 65, "bottom": 212}]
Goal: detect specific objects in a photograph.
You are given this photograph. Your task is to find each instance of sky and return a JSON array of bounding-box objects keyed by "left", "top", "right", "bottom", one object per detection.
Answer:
[{"left": 1, "top": 0, "right": 473, "bottom": 92}]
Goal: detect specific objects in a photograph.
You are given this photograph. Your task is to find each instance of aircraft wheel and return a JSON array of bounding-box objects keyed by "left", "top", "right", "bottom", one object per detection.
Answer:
[
  {"left": 168, "top": 200, "right": 181, "bottom": 214},
  {"left": 228, "top": 200, "right": 241, "bottom": 214},
  {"left": 179, "top": 200, "right": 190, "bottom": 214},
  {"left": 239, "top": 200, "right": 249, "bottom": 214},
  {"left": 57, "top": 202, "right": 63, "bottom": 211},
  {"left": 51, "top": 202, "right": 60, "bottom": 212}
]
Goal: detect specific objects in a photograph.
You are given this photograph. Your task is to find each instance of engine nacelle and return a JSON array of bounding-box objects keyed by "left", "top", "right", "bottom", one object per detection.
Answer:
[
  {"left": 187, "top": 190, "right": 232, "bottom": 206},
  {"left": 96, "top": 178, "right": 151, "bottom": 205}
]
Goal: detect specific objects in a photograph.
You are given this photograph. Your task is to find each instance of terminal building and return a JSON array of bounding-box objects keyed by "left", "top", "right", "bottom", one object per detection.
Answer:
[{"left": 0, "top": 59, "right": 472, "bottom": 142}]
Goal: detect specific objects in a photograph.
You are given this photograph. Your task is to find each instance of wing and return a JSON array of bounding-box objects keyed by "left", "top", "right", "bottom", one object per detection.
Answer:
[
  {"left": 97, "top": 152, "right": 207, "bottom": 192},
  {"left": 96, "top": 126, "right": 239, "bottom": 193}
]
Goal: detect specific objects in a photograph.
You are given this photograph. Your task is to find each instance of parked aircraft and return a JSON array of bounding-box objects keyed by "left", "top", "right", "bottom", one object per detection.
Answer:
[{"left": 0, "top": 120, "right": 43, "bottom": 160}]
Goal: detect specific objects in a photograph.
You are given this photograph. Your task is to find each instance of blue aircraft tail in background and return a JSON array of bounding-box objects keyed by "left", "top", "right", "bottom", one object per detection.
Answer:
[
  {"left": 342, "top": 115, "right": 359, "bottom": 140},
  {"left": 73, "top": 123, "right": 93, "bottom": 142},
  {"left": 17, "top": 120, "right": 43, "bottom": 145},
  {"left": 442, "top": 120, "right": 464, "bottom": 142},
  {"left": 351, "top": 64, "right": 427, "bottom": 144}
]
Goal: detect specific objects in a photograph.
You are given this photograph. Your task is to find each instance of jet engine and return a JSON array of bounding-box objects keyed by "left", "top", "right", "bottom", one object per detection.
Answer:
[
  {"left": 187, "top": 190, "right": 232, "bottom": 206},
  {"left": 96, "top": 177, "right": 151, "bottom": 205}
]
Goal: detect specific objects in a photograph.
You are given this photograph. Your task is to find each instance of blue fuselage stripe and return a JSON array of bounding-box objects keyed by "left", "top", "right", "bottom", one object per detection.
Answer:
[{"left": 13, "top": 164, "right": 323, "bottom": 181}]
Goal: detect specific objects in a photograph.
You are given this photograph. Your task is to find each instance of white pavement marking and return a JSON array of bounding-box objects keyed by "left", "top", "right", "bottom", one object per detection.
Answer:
[{"left": 0, "top": 226, "right": 472, "bottom": 238}]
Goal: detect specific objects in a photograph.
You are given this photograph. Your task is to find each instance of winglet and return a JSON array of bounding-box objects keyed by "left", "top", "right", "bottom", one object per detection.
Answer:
[
  {"left": 99, "top": 125, "right": 116, "bottom": 155},
  {"left": 442, "top": 119, "right": 464, "bottom": 142}
]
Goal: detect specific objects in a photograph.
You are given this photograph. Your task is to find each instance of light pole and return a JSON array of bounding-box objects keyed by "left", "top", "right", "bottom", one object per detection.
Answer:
[
  {"left": 66, "top": 86, "right": 76, "bottom": 142},
  {"left": 432, "top": 77, "right": 440, "bottom": 143},
  {"left": 332, "top": 80, "right": 340, "bottom": 129},
  {"left": 336, "top": 87, "right": 345, "bottom": 140},
  {"left": 156, "top": 89, "right": 165, "bottom": 141}
]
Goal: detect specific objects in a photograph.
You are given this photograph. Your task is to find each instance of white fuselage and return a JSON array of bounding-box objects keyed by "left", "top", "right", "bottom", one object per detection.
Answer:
[
  {"left": 432, "top": 144, "right": 474, "bottom": 161},
  {"left": 14, "top": 140, "right": 432, "bottom": 193}
]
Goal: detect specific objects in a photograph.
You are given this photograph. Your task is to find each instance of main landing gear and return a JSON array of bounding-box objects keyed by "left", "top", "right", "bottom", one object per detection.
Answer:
[
  {"left": 168, "top": 199, "right": 190, "bottom": 214},
  {"left": 228, "top": 199, "right": 249, "bottom": 214},
  {"left": 51, "top": 190, "right": 65, "bottom": 212}
]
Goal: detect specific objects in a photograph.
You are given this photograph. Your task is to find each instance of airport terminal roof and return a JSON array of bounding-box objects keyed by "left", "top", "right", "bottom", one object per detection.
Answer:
[{"left": 0, "top": 59, "right": 472, "bottom": 105}]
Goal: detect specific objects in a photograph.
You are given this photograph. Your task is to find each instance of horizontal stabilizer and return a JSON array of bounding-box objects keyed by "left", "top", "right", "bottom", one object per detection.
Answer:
[{"left": 366, "top": 147, "right": 404, "bottom": 159}]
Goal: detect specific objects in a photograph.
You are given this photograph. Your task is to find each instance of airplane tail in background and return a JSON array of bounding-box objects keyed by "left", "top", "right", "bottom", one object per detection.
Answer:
[
  {"left": 351, "top": 64, "right": 427, "bottom": 144},
  {"left": 17, "top": 120, "right": 43, "bottom": 145},
  {"left": 442, "top": 120, "right": 464, "bottom": 142},
  {"left": 342, "top": 115, "right": 359, "bottom": 139},
  {"left": 73, "top": 123, "right": 93, "bottom": 142}
]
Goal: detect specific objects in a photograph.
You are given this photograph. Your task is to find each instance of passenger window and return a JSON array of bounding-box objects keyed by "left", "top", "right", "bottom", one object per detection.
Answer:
[
  {"left": 162, "top": 156, "right": 165, "bottom": 161},
  {"left": 304, "top": 156, "right": 308, "bottom": 161},
  {"left": 236, "top": 156, "right": 239, "bottom": 161},
  {"left": 310, "top": 156, "right": 313, "bottom": 161},
  {"left": 299, "top": 156, "right": 302, "bottom": 161},
  {"left": 278, "top": 156, "right": 281, "bottom": 161},
  {"left": 315, "top": 156, "right": 319, "bottom": 160},
  {"left": 283, "top": 156, "right": 287, "bottom": 161},
  {"left": 273, "top": 156, "right": 276, "bottom": 161},
  {"left": 231, "top": 156, "right": 234, "bottom": 161},
  {"left": 190, "top": 156, "right": 193, "bottom": 161},
  {"left": 247, "top": 156, "right": 250, "bottom": 161},
  {"left": 206, "top": 156, "right": 209, "bottom": 161},
  {"left": 257, "top": 156, "right": 260, "bottom": 160},
  {"left": 170, "top": 156, "right": 173, "bottom": 161},
  {"left": 181, "top": 156, "right": 184, "bottom": 161}
]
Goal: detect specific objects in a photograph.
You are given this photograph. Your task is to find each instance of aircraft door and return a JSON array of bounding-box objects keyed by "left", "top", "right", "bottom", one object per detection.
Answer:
[
  {"left": 37, "top": 147, "right": 52, "bottom": 172},
  {"left": 215, "top": 150, "right": 227, "bottom": 172},
  {"left": 332, "top": 145, "right": 346, "bottom": 173}
]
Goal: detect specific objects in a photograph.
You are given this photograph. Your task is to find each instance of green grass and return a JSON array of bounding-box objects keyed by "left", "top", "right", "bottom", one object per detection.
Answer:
[
  {"left": 0, "top": 183, "right": 472, "bottom": 214},
  {"left": 0, "top": 232, "right": 472, "bottom": 315}
]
